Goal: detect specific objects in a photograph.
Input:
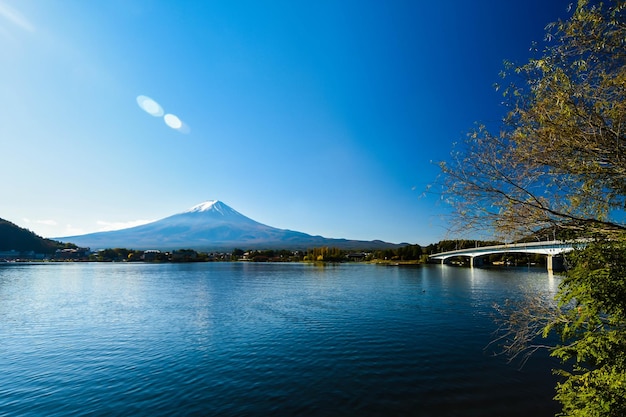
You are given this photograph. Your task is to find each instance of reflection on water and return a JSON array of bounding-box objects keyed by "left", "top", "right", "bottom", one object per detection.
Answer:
[{"left": 0, "top": 263, "right": 561, "bottom": 416}]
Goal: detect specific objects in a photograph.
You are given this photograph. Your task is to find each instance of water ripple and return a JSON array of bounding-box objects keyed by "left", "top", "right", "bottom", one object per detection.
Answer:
[{"left": 0, "top": 263, "right": 560, "bottom": 416}]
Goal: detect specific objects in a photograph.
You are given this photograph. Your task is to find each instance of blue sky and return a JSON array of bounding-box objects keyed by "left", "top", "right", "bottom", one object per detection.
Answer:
[{"left": 1, "top": 0, "right": 571, "bottom": 245}]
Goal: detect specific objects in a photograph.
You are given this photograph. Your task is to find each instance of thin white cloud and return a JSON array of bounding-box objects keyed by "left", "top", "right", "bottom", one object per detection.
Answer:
[
  {"left": 22, "top": 218, "right": 58, "bottom": 226},
  {"left": 64, "top": 224, "right": 85, "bottom": 236},
  {"left": 0, "top": 1, "right": 35, "bottom": 32},
  {"left": 36, "top": 219, "right": 58, "bottom": 226},
  {"left": 96, "top": 219, "right": 153, "bottom": 232}
]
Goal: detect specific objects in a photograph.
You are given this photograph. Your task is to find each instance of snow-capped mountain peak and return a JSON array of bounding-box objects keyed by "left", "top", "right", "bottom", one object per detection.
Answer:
[
  {"left": 187, "top": 200, "right": 219, "bottom": 213},
  {"left": 183, "top": 200, "right": 243, "bottom": 218},
  {"left": 55, "top": 199, "right": 402, "bottom": 251}
]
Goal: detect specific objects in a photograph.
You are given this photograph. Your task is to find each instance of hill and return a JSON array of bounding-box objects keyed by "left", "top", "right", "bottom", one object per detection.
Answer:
[{"left": 0, "top": 218, "right": 72, "bottom": 254}]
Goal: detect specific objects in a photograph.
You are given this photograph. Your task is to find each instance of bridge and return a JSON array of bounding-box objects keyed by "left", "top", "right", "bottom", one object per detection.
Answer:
[{"left": 429, "top": 240, "right": 583, "bottom": 271}]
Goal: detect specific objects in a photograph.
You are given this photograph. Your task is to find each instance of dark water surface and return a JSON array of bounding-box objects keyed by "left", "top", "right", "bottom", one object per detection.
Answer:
[{"left": 0, "top": 262, "right": 562, "bottom": 416}]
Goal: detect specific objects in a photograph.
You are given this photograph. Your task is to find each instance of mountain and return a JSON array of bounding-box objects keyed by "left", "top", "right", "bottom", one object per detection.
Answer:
[
  {"left": 0, "top": 218, "right": 71, "bottom": 254},
  {"left": 57, "top": 200, "right": 405, "bottom": 251}
]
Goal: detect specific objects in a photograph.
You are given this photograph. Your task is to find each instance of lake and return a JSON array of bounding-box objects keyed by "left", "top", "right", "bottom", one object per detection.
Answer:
[{"left": 0, "top": 262, "right": 562, "bottom": 416}]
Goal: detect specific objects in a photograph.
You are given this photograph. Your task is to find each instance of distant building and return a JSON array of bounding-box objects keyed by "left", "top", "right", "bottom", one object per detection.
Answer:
[
  {"left": 55, "top": 247, "right": 90, "bottom": 260},
  {"left": 142, "top": 250, "right": 162, "bottom": 262},
  {"left": 347, "top": 252, "right": 368, "bottom": 261}
]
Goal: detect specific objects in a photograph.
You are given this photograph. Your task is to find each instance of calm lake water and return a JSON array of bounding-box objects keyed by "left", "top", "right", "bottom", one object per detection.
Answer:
[{"left": 0, "top": 262, "right": 562, "bottom": 416}]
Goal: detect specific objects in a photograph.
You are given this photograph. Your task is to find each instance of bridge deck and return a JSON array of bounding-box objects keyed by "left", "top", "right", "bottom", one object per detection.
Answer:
[{"left": 429, "top": 240, "right": 582, "bottom": 260}]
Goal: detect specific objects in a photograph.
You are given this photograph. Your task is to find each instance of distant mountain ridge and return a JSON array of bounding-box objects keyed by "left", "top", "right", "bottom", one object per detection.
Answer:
[{"left": 57, "top": 200, "right": 406, "bottom": 251}]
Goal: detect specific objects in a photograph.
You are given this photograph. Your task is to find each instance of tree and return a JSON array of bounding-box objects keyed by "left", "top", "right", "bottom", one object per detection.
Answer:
[
  {"left": 440, "top": 1, "right": 626, "bottom": 415},
  {"left": 441, "top": 0, "right": 626, "bottom": 242},
  {"left": 548, "top": 238, "right": 626, "bottom": 416},
  {"left": 0, "top": 218, "right": 73, "bottom": 254},
  {"left": 307, "top": 247, "right": 346, "bottom": 262}
]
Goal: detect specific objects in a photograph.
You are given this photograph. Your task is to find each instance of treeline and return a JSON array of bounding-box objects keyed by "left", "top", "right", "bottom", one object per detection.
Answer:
[
  {"left": 232, "top": 249, "right": 303, "bottom": 262},
  {"left": 92, "top": 248, "right": 219, "bottom": 262},
  {"left": 370, "top": 245, "right": 424, "bottom": 262},
  {"left": 370, "top": 240, "right": 503, "bottom": 262},
  {"left": 422, "top": 239, "right": 502, "bottom": 254},
  {"left": 0, "top": 218, "right": 75, "bottom": 254},
  {"left": 49, "top": 240, "right": 508, "bottom": 263},
  {"left": 92, "top": 248, "right": 305, "bottom": 262},
  {"left": 304, "top": 247, "right": 348, "bottom": 262}
]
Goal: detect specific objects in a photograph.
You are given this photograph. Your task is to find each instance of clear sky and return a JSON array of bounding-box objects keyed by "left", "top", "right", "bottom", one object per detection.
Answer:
[{"left": 1, "top": 0, "right": 571, "bottom": 245}]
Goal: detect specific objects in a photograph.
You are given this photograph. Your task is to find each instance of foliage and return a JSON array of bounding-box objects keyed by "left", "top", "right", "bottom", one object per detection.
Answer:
[
  {"left": 491, "top": 293, "right": 558, "bottom": 367},
  {"left": 490, "top": 242, "right": 626, "bottom": 417},
  {"left": 440, "top": 0, "right": 626, "bottom": 242},
  {"left": 306, "top": 247, "right": 346, "bottom": 262},
  {"left": 440, "top": 1, "right": 626, "bottom": 415},
  {"left": 96, "top": 248, "right": 144, "bottom": 262},
  {"left": 423, "top": 239, "right": 501, "bottom": 254},
  {"left": 171, "top": 249, "right": 200, "bottom": 262},
  {"left": 395, "top": 244, "right": 423, "bottom": 260},
  {"left": 369, "top": 244, "right": 424, "bottom": 261},
  {"left": 545, "top": 239, "right": 626, "bottom": 416},
  {"left": 0, "top": 218, "right": 74, "bottom": 254}
]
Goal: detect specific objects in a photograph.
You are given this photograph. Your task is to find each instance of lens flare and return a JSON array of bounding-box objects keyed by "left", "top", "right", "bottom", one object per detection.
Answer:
[
  {"left": 164, "top": 113, "right": 182, "bottom": 129},
  {"left": 136, "top": 95, "right": 164, "bottom": 117},
  {"left": 136, "top": 95, "right": 189, "bottom": 133}
]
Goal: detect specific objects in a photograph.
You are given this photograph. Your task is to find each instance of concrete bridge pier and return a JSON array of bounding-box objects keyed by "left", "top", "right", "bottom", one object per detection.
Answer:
[
  {"left": 469, "top": 256, "right": 485, "bottom": 268},
  {"left": 546, "top": 255, "right": 565, "bottom": 272}
]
